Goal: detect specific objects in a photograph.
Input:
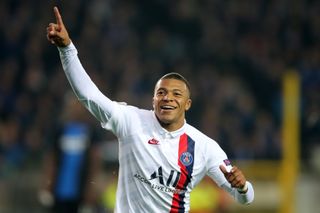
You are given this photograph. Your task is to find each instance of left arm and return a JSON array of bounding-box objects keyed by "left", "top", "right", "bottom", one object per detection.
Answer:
[
  {"left": 219, "top": 165, "right": 254, "bottom": 204},
  {"left": 205, "top": 141, "right": 254, "bottom": 205}
]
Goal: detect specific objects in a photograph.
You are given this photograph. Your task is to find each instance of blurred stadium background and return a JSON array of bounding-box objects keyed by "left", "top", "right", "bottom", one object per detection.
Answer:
[{"left": 0, "top": 0, "right": 319, "bottom": 212}]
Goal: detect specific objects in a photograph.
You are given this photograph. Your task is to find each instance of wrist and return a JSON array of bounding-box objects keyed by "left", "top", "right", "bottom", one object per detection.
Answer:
[{"left": 63, "top": 38, "right": 72, "bottom": 47}]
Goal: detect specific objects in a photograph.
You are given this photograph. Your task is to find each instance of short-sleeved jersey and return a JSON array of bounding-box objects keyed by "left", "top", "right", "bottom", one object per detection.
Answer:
[{"left": 58, "top": 43, "right": 254, "bottom": 213}]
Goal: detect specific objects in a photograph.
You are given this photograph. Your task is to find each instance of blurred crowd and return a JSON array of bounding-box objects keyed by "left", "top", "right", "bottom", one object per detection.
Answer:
[{"left": 0, "top": 0, "right": 319, "bottom": 180}]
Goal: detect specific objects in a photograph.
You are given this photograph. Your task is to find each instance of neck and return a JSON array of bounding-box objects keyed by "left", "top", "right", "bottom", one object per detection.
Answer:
[{"left": 157, "top": 118, "right": 184, "bottom": 132}]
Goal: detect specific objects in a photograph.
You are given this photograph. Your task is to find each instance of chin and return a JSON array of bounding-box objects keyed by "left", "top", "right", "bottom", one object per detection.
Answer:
[
  {"left": 158, "top": 116, "right": 173, "bottom": 125},
  {"left": 160, "top": 118, "right": 172, "bottom": 124}
]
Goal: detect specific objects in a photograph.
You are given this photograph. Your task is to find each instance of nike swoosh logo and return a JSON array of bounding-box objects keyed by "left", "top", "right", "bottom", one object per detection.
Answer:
[{"left": 148, "top": 138, "right": 160, "bottom": 145}]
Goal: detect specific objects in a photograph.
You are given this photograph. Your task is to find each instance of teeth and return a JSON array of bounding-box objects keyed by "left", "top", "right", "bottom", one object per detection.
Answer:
[{"left": 161, "top": 105, "right": 175, "bottom": 109}]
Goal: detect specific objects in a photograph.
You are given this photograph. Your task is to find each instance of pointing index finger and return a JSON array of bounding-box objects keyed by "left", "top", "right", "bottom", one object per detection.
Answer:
[{"left": 53, "top": 6, "right": 63, "bottom": 27}]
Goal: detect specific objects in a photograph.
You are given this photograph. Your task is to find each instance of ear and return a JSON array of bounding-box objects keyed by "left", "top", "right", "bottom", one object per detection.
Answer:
[{"left": 185, "top": 99, "right": 192, "bottom": 111}]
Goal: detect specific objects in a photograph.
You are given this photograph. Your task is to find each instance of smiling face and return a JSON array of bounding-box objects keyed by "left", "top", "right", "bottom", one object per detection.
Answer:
[{"left": 153, "top": 77, "right": 192, "bottom": 131}]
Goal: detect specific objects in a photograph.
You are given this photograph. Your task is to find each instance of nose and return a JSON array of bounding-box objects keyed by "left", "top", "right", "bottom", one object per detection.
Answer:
[{"left": 163, "top": 93, "right": 173, "bottom": 101}]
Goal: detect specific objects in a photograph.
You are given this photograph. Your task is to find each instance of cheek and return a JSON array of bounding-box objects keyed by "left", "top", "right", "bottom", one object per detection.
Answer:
[
  {"left": 152, "top": 98, "right": 158, "bottom": 109},
  {"left": 184, "top": 100, "right": 191, "bottom": 111}
]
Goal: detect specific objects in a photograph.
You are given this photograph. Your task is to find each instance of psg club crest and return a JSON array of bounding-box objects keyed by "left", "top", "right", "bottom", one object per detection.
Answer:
[{"left": 180, "top": 152, "right": 193, "bottom": 166}]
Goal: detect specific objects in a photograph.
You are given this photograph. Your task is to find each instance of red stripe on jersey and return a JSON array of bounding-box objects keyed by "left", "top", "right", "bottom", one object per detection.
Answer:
[{"left": 170, "top": 133, "right": 188, "bottom": 213}]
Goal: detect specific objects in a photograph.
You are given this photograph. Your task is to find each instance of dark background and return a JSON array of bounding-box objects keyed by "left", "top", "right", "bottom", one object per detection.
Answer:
[{"left": 0, "top": 0, "right": 319, "bottom": 212}]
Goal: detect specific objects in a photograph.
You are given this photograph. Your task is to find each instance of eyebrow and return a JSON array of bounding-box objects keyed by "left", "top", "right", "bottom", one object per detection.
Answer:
[{"left": 156, "top": 88, "right": 185, "bottom": 94}]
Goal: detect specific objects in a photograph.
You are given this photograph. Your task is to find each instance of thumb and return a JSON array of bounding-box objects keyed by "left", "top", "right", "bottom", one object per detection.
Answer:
[{"left": 219, "top": 165, "right": 230, "bottom": 175}]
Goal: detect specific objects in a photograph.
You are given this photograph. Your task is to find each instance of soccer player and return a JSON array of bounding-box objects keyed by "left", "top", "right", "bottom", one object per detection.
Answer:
[
  {"left": 47, "top": 6, "right": 254, "bottom": 213},
  {"left": 39, "top": 94, "right": 102, "bottom": 213}
]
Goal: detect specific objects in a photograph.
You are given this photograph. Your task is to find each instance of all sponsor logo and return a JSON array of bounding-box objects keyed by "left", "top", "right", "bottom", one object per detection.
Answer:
[{"left": 134, "top": 166, "right": 186, "bottom": 194}]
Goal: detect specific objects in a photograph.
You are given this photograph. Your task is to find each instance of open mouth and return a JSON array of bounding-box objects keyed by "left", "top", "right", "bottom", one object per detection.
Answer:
[{"left": 160, "top": 105, "right": 177, "bottom": 110}]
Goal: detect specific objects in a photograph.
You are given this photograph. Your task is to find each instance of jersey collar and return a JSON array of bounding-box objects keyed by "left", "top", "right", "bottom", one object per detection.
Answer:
[{"left": 152, "top": 112, "right": 186, "bottom": 138}]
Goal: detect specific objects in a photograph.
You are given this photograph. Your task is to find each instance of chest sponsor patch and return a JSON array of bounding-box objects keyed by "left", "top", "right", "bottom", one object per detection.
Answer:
[{"left": 180, "top": 151, "right": 193, "bottom": 166}]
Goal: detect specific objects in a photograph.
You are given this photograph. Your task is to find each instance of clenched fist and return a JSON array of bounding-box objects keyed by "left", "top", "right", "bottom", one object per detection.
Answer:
[{"left": 220, "top": 165, "right": 248, "bottom": 193}]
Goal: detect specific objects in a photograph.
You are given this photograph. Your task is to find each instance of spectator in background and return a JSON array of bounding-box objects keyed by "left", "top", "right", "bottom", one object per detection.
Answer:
[
  {"left": 39, "top": 92, "right": 103, "bottom": 213},
  {"left": 0, "top": 116, "right": 26, "bottom": 177}
]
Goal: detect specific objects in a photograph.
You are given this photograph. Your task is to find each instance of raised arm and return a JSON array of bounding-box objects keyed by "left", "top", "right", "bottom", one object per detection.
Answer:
[{"left": 46, "top": 7, "right": 114, "bottom": 125}]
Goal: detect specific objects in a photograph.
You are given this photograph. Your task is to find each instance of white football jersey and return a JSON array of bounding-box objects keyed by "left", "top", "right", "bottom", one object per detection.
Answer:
[
  {"left": 102, "top": 105, "right": 231, "bottom": 212},
  {"left": 58, "top": 43, "right": 254, "bottom": 213}
]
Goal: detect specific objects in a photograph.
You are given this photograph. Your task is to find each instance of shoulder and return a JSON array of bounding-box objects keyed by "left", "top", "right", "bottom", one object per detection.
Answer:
[
  {"left": 113, "top": 103, "right": 154, "bottom": 125},
  {"left": 125, "top": 104, "right": 153, "bottom": 118},
  {"left": 184, "top": 124, "right": 228, "bottom": 167},
  {"left": 185, "top": 124, "right": 226, "bottom": 155},
  {"left": 185, "top": 124, "right": 218, "bottom": 145},
  {"left": 113, "top": 102, "right": 150, "bottom": 116}
]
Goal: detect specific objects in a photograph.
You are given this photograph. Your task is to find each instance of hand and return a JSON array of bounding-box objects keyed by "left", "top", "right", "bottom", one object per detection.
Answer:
[
  {"left": 46, "top": 6, "right": 71, "bottom": 47},
  {"left": 220, "top": 165, "right": 247, "bottom": 191},
  {"left": 38, "top": 189, "right": 54, "bottom": 207}
]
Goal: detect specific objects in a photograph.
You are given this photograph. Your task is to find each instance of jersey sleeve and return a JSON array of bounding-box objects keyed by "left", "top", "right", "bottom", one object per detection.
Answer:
[
  {"left": 57, "top": 43, "right": 137, "bottom": 138},
  {"left": 205, "top": 140, "right": 232, "bottom": 186},
  {"left": 221, "top": 181, "right": 255, "bottom": 204},
  {"left": 205, "top": 140, "right": 254, "bottom": 205}
]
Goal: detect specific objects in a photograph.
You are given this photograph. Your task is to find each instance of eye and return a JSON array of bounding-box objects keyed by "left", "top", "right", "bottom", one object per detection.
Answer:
[
  {"left": 173, "top": 92, "right": 182, "bottom": 97},
  {"left": 156, "top": 90, "right": 165, "bottom": 96}
]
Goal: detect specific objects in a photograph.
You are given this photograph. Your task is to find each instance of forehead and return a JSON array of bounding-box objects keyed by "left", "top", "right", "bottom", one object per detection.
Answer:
[{"left": 155, "top": 78, "right": 188, "bottom": 91}]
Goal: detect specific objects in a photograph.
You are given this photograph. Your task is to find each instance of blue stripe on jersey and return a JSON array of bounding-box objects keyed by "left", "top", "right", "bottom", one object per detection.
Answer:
[{"left": 185, "top": 135, "right": 195, "bottom": 178}]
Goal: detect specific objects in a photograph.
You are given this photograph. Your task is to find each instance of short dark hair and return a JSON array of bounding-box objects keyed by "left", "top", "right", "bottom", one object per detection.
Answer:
[{"left": 159, "top": 72, "right": 191, "bottom": 97}]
